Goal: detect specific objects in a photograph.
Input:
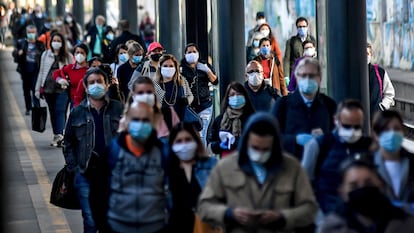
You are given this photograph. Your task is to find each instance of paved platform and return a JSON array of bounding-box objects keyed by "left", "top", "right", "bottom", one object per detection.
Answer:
[{"left": 0, "top": 47, "right": 82, "bottom": 233}]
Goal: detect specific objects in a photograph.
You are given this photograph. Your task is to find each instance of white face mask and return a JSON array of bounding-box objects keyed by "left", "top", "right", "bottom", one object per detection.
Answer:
[
  {"left": 260, "top": 29, "right": 270, "bottom": 37},
  {"left": 172, "top": 141, "right": 198, "bottom": 161},
  {"left": 257, "top": 19, "right": 266, "bottom": 25},
  {"left": 133, "top": 93, "right": 155, "bottom": 107},
  {"left": 56, "top": 20, "right": 63, "bottom": 26},
  {"left": 367, "top": 55, "right": 371, "bottom": 64},
  {"left": 161, "top": 67, "right": 176, "bottom": 78},
  {"left": 66, "top": 17, "right": 73, "bottom": 23},
  {"left": 75, "top": 53, "right": 85, "bottom": 63},
  {"left": 303, "top": 47, "right": 316, "bottom": 57},
  {"left": 247, "top": 72, "right": 264, "bottom": 87},
  {"left": 248, "top": 146, "right": 271, "bottom": 164},
  {"left": 51, "top": 42, "right": 62, "bottom": 50},
  {"left": 185, "top": 52, "right": 199, "bottom": 64},
  {"left": 338, "top": 127, "right": 363, "bottom": 144}
]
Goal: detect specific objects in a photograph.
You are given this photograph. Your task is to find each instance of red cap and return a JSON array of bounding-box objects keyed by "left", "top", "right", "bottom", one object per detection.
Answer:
[{"left": 147, "top": 42, "right": 164, "bottom": 54}]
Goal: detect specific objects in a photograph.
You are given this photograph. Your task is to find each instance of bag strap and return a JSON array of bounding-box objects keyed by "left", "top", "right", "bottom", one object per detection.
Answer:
[{"left": 374, "top": 64, "right": 383, "bottom": 99}]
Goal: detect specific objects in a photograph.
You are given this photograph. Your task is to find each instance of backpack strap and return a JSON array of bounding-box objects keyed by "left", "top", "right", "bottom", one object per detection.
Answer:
[{"left": 374, "top": 64, "right": 383, "bottom": 99}]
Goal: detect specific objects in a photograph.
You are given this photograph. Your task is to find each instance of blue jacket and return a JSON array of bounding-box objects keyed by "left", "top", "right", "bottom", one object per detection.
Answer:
[
  {"left": 315, "top": 131, "right": 373, "bottom": 214},
  {"left": 271, "top": 90, "right": 336, "bottom": 159},
  {"left": 63, "top": 97, "right": 123, "bottom": 173}
]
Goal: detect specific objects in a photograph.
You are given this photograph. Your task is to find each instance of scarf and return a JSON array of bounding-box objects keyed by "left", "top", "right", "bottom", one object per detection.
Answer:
[{"left": 220, "top": 107, "right": 243, "bottom": 137}]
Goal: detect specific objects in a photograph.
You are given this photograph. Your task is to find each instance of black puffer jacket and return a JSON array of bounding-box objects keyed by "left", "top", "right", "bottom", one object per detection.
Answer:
[{"left": 180, "top": 59, "right": 218, "bottom": 113}]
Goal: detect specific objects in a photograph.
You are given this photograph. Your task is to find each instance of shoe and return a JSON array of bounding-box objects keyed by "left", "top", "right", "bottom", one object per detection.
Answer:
[
  {"left": 50, "top": 134, "right": 63, "bottom": 147},
  {"left": 25, "top": 110, "right": 30, "bottom": 116}
]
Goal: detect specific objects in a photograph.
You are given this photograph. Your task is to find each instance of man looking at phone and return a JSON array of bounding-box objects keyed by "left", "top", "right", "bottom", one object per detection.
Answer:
[{"left": 198, "top": 112, "right": 318, "bottom": 232}]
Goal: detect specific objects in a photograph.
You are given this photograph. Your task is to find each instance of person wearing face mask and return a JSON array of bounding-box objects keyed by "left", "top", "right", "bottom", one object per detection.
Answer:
[
  {"left": 372, "top": 110, "right": 414, "bottom": 214},
  {"left": 272, "top": 58, "right": 336, "bottom": 160},
  {"left": 109, "top": 44, "right": 128, "bottom": 78},
  {"left": 101, "top": 26, "right": 115, "bottom": 62},
  {"left": 116, "top": 42, "right": 144, "bottom": 102},
  {"left": 93, "top": 101, "right": 168, "bottom": 233},
  {"left": 12, "top": 24, "right": 45, "bottom": 115},
  {"left": 63, "top": 68, "right": 123, "bottom": 233},
  {"left": 256, "top": 23, "right": 283, "bottom": 63},
  {"left": 63, "top": 13, "right": 82, "bottom": 47},
  {"left": 246, "top": 32, "right": 264, "bottom": 63},
  {"left": 287, "top": 40, "right": 317, "bottom": 92},
  {"left": 302, "top": 99, "right": 374, "bottom": 215},
  {"left": 283, "top": 17, "right": 316, "bottom": 83},
  {"left": 367, "top": 43, "right": 395, "bottom": 118},
  {"left": 318, "top": 158, "right": 414, "bottom": 233},
  {"left": 208, "top": 82, "right": 255, "bottom": 158},
  {"left": 34, "top": 32, "right": 74, "bottom": 147},
  {"left": 199, "top": 112, "right": 318, "bottom": 232},
  {"left": 167, "top": 122, "right": 218, "bottom": 233},
  {"left": 180, "top": 43, "right": 218, "bottom": 146},
  {"left": 29, "top": 4, "right": 45, "bottom": 33},
  {"left": 253, "top": 37, "right": 287, "bottom": 96},
  {"left": 244, "top": 60, "right": 279, "bottom": 112},
  {"left": 85, "top": 15, "right": 106, "bottom": 57},
  {"left": 129, "top": 41, "right": 164, "bottom": 90},
  {"left": 154, "top": 54, "right": 194, "bottom": 128},
  {"left": 52, "top": 43, "right": 90, "bottom": 108},
  {"left": 246, "top": 11, "right": 266, "bottom": 47}
]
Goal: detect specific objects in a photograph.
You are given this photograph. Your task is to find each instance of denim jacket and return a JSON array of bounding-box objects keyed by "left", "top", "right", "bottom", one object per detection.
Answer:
[
  {"left": 194, "top": 156, "right": 218, "bottom": 188},
  {"left": 63, "top": 97, "right": 123, "bottom": 173}
]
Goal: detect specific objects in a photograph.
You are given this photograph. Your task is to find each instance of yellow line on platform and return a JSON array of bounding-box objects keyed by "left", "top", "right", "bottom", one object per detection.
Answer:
[{"left": 1, "top": 64, "right": 72, "bottom": 233}]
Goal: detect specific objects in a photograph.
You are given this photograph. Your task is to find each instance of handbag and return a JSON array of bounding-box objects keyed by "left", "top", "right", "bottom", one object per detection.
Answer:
[
  {"left": 183, "top": 106, "right": 203, "bottom": 131},
  {"left": 31, "top": 106, "right": 47, "bottom": 132},
  {"left": 50, "top": 165, "right": 80, "bottom": 209},
  {"left": 193, "top": 214, "right": 222, "bottom": 233}
]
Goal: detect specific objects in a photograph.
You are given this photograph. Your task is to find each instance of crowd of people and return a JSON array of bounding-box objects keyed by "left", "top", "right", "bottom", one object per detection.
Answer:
[{"left": 4, "top": 4, "right": 413, "bottom": 233}]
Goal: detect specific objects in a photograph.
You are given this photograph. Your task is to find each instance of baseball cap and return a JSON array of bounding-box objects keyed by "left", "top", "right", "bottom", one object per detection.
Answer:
[{"left": 147, "top": 42, "right": 164, "bottom": 54}]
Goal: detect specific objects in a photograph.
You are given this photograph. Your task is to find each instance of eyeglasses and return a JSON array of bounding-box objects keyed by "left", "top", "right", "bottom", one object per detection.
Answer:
[
  {"left": 246, "top": 70, "right": 263, "bottom": 74},
  {"left": 341, "top": 124, "right": 362, "bottom": 130}
]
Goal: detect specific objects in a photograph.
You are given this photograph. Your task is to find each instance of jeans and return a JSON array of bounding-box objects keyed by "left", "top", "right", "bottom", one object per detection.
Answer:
[
  {"left": 45, "top": 92, "right": 69, "bottom": 134},
  {"left": 0, "top": 27, "right": 6, "bottom": 45},
  {"left": 74, "top": 172, "right": 97, "bottom": 233},
  {"left": 22, "top": 72, "right": 38, "bottom": 111},
  {"left": 198, "top": 105, "right": 213, "bottom": 146}
]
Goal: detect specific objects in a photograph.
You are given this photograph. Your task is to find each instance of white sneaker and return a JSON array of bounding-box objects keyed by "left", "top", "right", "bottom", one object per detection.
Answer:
[{"left": 50, "top": 134, "right": 64, "bottom": 147}]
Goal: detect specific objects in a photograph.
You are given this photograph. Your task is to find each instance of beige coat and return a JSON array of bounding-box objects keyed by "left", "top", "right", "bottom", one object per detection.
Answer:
[{"left": 198, "top": 153, "right": 318, "bottom": 233}]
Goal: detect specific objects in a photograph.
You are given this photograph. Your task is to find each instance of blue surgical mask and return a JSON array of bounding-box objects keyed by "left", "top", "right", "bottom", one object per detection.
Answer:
[
  {"left": 228, "top": 95, "right": 246, "bottom": 109},
  {"left": 27, "top": 33, "right": 36, "bottom": 40},
  {"left": 106, "top": 33, "right": 114, "bottom": 41},
  {"left": 132, "top": 55, "right": 143, "bottom": 64},
  {"left": 298, "top": 27, "right": 308, "bottom": 37},
  {"left": 252, "top": 40, "right": 260, "bottom": 48},
  {"left": 118, "top": 53, "right": 128, "bottom": 63},
  {"left": 128, "top": 120, "right": 153, "bottom": 141},
  {"left": 298, "top": 78, "right": 318, "bottom": 95},
  {"left": 87, "top": 83, "right": 107, "bottom": 99},
  {"left": 379, "top": 130, "right": 403, "bottom": 153},
  {"left": 260, "top": 47, "right": 270, "bottom": 56}
]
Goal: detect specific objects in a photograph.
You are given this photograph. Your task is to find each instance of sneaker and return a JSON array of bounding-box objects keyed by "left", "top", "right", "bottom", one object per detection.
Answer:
[
  {"left": 50, "top": 135, "right": 61, "bottom": 147},
  {"left": 56, "top": 135, "right": 64, "bottom": 147}
]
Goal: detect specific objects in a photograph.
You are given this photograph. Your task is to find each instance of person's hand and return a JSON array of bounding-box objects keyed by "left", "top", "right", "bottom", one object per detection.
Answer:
[
  {"left": 18, "top": 50, "right": 23, "bottom": 56},
  {"left": 219, "top": 131, "right": 235, "bottom": 150},
  {"left": 233, "top": 208, "right": 257, "bottom": 226},
  {"left": 256, "top": 210, "right": 281, "bottom": 225},
  {"left": 196, "top": 62, "right": 210, "bottom": 73},
  {"left": 35, "top": 90, "right": 40, "bottom": 99},
  {"left": 111, "top": 77, "right": 118, "bottom": 85},
  {"left": 311, "top": 128, "right": 323, "bottom": 137},
  {"left": 57, "top": 78, "right": 69, "bottom": 89},
  {"left": 296, "top": 133, "right": 313, "bottom": 146}
]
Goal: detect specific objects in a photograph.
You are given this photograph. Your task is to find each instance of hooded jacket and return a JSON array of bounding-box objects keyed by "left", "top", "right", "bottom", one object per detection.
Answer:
[{"left": 198, "top": 112, "right": 318, "bottom": 233}]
